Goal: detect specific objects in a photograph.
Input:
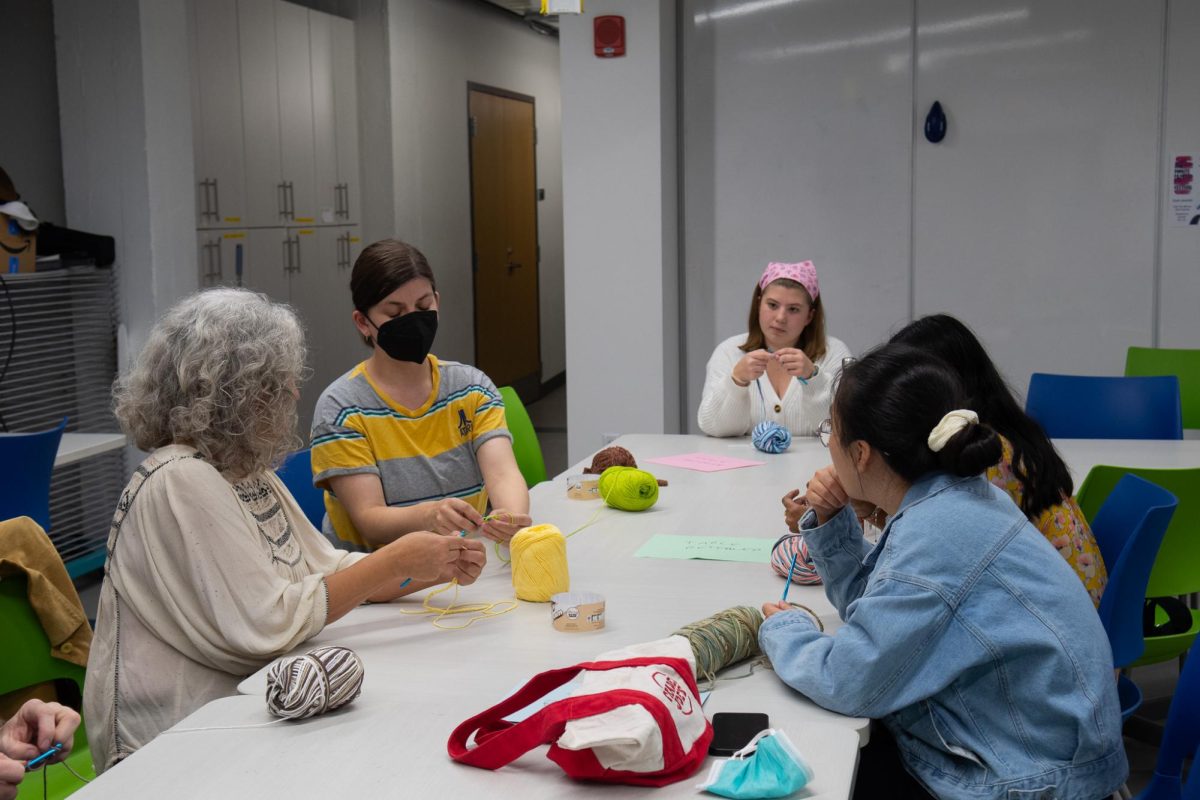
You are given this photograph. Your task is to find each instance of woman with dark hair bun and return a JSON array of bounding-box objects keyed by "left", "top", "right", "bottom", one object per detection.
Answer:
[
  {"left": 889, "top": 314, "right": 1106, "bottom": 604},
  {"left": 759, "top": 344, "right": 1126, "bottom": 800}
]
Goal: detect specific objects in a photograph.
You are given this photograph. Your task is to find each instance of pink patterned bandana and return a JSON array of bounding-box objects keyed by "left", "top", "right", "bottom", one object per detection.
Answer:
[{"left": 759, "top": 261, "right": 819, "bottom": 300}]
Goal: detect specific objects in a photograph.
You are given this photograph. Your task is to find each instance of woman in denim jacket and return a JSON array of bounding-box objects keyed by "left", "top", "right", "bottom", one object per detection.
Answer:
[{"left": 760, "top": 344, "right": 1126, "bottom": 800}]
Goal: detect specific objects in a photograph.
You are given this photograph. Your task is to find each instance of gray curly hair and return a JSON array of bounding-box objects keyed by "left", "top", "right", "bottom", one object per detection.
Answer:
[{"left": 114, "top": 288, "right": 307, "bottom": 479}]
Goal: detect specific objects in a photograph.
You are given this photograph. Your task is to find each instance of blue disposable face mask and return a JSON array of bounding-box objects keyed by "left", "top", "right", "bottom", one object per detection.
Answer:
[{"left": 697, "top": 729, "right": 813, "bottom": 799}]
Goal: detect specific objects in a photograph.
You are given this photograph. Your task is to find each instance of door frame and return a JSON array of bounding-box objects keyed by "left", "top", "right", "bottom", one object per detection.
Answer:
[{"left": 466, "top": 81, "right": 543, "bottom": 399}]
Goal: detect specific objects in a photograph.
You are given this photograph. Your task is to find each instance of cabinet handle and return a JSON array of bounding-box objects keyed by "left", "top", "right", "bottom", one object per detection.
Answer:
[
  {"left": 278, "top": 182, "right": 288, "bottom": 220},
  {"left": 342, "top": 184, "right": 351, "bottom": 219},
  {"left": 281, "top": 236, "right": 290, "bottom": 274},
  {"left": 199, "top": 180, "right": 208, "bottom": 221},
  {"left": 214, "top": 237, "right": 223, "bottom": 281},
  {"left": 212, "top": 179, "right": 220, "bottom": 221},
  {"left": 293, "top": 234, "right": 302, "bottom": 273},
  {"left": 286, "top": 182, "right": 296, "bottom": 220}
]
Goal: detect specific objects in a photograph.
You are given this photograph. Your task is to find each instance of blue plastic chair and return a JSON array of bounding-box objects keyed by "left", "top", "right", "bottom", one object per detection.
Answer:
[
  {"left": 1135, "top": 642, "right": 1200, "bottom": 800},
  {"left": 276, "top": 449, "right": 325, "bottom": 530},
  {"left": 0, "top": 417, "right": 67, "bottom": 529},
  {"left": 1025, "top": 373, "right": 1183, "bottom": 439},
  {"left": 1087, "top": 473, "right": 1178, "bottom": 719}
]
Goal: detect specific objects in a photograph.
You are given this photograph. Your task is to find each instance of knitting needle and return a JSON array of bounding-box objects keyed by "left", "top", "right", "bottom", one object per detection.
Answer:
[{"left": 780, "top": 549, "right": 800, "bottom": 603}]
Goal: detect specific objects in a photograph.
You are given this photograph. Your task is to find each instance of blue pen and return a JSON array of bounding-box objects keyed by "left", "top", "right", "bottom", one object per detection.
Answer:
[
  {"left": 25, "top": 743, "right": 62, "bottom": 771},
  {"left": 780, "top": 549, "right": 800, "bottom": 603}
]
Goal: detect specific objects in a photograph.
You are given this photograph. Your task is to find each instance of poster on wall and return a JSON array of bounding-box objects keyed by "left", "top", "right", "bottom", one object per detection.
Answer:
[{"left": 1169, "top": 154, "right": 1200, "bottom": 226}]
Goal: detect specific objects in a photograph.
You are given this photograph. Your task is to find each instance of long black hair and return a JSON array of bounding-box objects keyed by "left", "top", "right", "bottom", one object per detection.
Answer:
[
  {"left": 889, "top": 314, "right": 1072, "bottom": 516},
  {"left": 834, "top": 343, "right": 1002, "bottom": 482}
]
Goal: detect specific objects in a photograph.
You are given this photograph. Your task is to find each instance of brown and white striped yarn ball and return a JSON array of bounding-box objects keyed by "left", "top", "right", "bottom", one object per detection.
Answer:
[{"left": 265, "top": 645, "right": 365, "bottom": 720}]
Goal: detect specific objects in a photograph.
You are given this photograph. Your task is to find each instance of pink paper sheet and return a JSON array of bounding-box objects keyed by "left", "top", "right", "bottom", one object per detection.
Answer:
[{"left": 644, "top": 452, "right": 765, "bottom": 473}]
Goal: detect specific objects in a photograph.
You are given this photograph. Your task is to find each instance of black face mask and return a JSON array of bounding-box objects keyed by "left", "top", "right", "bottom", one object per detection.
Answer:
[{"left": 366, "top": 309, "right": 438, "bottom": 364}]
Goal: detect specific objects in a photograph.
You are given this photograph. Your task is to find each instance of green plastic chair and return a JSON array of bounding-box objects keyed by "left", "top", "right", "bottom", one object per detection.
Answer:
[
  {"left": 0, "top": 574, "right": 96, "bottom": 799},
  {"left": 498, "top": 386, "right": 547, "bottom": 487},
  {"left": 1077, "top": 466, "right": 1200, "bottom": 668},
  {"left": 1126, "top": 346, "right": 1200, "bottom": 430}
]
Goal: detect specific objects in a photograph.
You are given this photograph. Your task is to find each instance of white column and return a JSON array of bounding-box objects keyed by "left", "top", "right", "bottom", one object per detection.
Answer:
[
  {"left": 560, "top": 0, "right": 679, "bottom": 463},
  {"left": 54, "top": 0, "right": 198, "bottom": 365}
]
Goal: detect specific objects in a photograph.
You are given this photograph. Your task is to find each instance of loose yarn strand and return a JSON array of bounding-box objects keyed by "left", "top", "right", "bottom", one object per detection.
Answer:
[{"left": 397, "top": 579, "right": 518, "bottom": 630}]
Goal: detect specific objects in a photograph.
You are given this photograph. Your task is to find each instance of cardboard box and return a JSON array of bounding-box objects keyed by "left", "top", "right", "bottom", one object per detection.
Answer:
[{"left": 0, "top": 213, "right": 36, "bottom": 274}]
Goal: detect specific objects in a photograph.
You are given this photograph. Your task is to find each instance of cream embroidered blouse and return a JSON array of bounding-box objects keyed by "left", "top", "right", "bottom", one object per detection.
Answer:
[{"left": 84, "top": 445, "right": 366, "bottom": 772}]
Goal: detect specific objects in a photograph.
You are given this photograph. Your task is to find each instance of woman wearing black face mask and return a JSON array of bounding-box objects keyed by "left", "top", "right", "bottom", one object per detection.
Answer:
[{"left": 310, "top": 239, "right": 531, "bottom": 551}]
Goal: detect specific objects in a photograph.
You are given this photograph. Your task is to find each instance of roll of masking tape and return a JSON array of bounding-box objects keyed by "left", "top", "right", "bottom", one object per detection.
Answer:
[
  {"left": 566, "top": 474, "right": 602, "bottom": 500},
  {"left": 551, "top": 591, "right": 606, "bottom": 632}
]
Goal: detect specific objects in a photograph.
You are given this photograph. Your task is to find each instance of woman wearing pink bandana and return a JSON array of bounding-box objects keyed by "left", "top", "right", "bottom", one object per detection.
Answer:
[{"left": 698, "top": 261, "right": 851, "bottom": 437}]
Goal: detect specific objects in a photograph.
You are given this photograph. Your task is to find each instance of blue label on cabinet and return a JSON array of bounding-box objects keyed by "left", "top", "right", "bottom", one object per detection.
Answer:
[{"left": 8, "top": 256, "right": 17, "bottom": 273}]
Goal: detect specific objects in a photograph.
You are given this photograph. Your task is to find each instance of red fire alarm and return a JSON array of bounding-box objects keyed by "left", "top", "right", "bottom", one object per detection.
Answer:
[{"left": 594, "top": 15, "right": 625, "bottom": 58}]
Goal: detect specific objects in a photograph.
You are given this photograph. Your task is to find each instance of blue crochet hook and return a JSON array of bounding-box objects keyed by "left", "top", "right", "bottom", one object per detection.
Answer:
[
  {"left": 780, "top": 549, "right": 800, "bottom": 603},
  {"left": 400, "top": 529, "right": 472, "bottom": 589}
]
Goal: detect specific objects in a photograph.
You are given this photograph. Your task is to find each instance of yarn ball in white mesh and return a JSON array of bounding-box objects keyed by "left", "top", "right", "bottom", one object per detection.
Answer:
[{"left": 265, "top": 645, "right": 364, "bottom": 719}]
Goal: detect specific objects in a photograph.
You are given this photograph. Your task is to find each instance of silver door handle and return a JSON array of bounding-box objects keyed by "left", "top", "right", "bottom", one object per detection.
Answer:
[
  {"left": 281, "top": 236, "right": 291, "bottom": 274},
  {"left": 278, "top": 182, "right": 288, "bottom": 219},
  {"left": 286, "top": 182, "right": 295, "bottom": 220},
  {"left": 214, "top": 237, "right": 223, "bottom": 280},
  {"left": 211, "top": 178, "right": 220, "bottom": 222}
]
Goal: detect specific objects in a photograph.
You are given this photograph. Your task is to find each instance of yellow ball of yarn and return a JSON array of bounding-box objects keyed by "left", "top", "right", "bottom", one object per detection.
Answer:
[
  {"left": 510, "top": 524, "right": 570, "bottom": 602},
  {"left": 598, "top": 466, "right": 659, "bottom": 511}
]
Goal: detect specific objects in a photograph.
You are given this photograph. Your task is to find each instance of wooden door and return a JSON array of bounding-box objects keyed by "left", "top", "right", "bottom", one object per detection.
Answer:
[{"left": 468, "top": 85, "right": 540, "bottom": 392}]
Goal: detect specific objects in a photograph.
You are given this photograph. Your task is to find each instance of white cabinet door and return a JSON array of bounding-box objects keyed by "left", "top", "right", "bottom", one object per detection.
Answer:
[
  {"left": 309, "top": 11, "right": 339, "bottom": 226},
  {"left": 332, "top": 17, "right": 361, "bottom": 225},
  {"left": 243, "top": 228, "right": 291, "bottom": 302},
  {"left": 198, "top": 230, "right": 247, "bottom": 288},
  {"left": 190, "top": 0, "right": 246, "bottom": 229},
  {"left": 238, "top": 0, "right": 285, "bottom": 227},
  {"left": 275, "top": 0, "right": 318, "bottom": 225},
  {"left": 913, "top": 0, "right": 1165, "bottom": 393}
]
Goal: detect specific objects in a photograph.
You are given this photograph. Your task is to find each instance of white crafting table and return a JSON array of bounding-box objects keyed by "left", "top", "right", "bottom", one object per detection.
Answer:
[
  {"left": 54, "top": 432, "right": 126, "bottom": 467},
  {"left": 75, "top": 433, "right": 1200, "bottom": 799}
]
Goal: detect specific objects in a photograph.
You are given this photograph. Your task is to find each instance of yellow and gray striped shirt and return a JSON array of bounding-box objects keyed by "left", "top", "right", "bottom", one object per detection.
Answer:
[{"left": 310, "top": 356, "right": 510, "bottom": 549}]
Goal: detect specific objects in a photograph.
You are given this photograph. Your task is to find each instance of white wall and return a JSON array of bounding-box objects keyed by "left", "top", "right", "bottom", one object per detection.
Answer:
[
  {"left": 0, "top": 0, "right": 66, "bottom": 225},
  {"left": 1160, "top": 0, "right": 1200, "bottom": 348},
  {"left": 560, "top": 0, "right": 678, "bottom": 462},
  {"left": 388, "top": 0, "right": 565, "bottom": 379},
  {"left": 55, "top": 0, "right": 198, "bottom": 364}
]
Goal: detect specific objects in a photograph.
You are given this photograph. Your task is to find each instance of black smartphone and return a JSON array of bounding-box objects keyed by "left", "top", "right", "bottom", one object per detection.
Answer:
[{"left": 708, "top": 712, "right": 770, "bottom": 757}]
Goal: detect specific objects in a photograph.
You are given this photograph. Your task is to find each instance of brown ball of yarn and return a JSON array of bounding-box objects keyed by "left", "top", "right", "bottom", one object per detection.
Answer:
[
  {"left": 584, "top": 446, "right": 668, "bottom": 486},
  {"left": 583, "top": 445, "right": 638, "bottom": 474}
]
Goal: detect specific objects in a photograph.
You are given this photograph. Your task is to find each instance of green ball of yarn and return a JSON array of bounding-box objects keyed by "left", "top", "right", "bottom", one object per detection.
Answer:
[{"left": 598, "top": 466, "right": 659, "bottom": 511}]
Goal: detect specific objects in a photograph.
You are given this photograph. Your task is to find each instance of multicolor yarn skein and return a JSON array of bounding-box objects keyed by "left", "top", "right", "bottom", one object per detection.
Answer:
[
  {"left": 265, "top": 645, "right": 364, "bottom": 720},
  {"left": 771, "top": 533, "right": 822, "bottom": 585},
  {"left": 751, "top": 420, "right": 792, "bottom": 454}
]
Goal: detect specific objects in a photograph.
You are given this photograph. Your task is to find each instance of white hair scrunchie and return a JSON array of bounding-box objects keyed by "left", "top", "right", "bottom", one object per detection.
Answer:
[{"left": 927, "top": 409, "right": 979, "bottom": 453}]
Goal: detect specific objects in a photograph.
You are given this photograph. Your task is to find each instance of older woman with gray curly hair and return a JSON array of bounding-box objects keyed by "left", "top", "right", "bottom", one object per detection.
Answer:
[{"left": 84, "top": 289, "right": 485, "bottom": 773}]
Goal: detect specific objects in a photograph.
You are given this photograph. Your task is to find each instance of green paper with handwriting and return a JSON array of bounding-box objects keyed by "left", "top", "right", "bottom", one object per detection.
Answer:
[{"left": 634, "top": 535, "right": 775, "bottom": 563}]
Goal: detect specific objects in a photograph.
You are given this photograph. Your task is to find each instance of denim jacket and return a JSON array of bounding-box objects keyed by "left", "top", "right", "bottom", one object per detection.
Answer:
[{"left": 759, "top": 473, "right": 1126, "bottom": 800}]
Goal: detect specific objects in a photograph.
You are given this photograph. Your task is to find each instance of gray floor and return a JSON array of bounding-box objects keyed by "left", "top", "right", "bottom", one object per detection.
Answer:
[{"left": 525, "top": 381, "right": 568, "bottom": 477}]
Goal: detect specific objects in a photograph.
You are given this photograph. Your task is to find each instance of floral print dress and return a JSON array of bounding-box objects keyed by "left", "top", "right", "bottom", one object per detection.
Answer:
[{"left": 986, "top": 436, "right": 1107, "bottom": 606}]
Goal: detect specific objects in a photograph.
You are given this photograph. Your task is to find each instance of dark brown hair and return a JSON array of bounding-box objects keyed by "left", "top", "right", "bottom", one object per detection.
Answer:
[
  {"left": 351, "top": 239, "right": 437, "bottom": 313},
  {"left": 739, "top": 278, "right": 827, "bottom": 361},
  {"left": 350, "top": 239, "right": 437, "bottom": 346}
]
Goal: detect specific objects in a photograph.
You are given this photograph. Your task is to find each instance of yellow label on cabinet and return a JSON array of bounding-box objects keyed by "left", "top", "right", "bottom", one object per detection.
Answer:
[
  {"left": 223, "top": 232, "right": 245, "bottom": 239},
  {"left": 350, "top": 237, "right": 361, "bottom": 243},
  {"left": 294, "top": 217, "right": 315, "bottom": 223},
  {"left": 223, "top": 217, "right": 242, "bottom": 223},
  {"left": 297, "top": 229, "right": 314, "bottom": 235}
]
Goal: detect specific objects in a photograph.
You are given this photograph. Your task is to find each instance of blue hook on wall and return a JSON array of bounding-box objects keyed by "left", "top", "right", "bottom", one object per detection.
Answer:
[{"left": 925, "top": 101, "right": 947, "bottom": 144}]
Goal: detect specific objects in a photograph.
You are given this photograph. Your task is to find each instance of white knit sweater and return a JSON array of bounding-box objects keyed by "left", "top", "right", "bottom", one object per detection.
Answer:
[{"left": 697, "top": 333, "right": 852, "bottom": 437}]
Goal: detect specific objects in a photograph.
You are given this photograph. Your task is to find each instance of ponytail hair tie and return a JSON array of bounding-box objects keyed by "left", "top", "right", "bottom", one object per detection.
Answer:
[{"left": 927, "top": 410, "right": 979, "bottom": 453}]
